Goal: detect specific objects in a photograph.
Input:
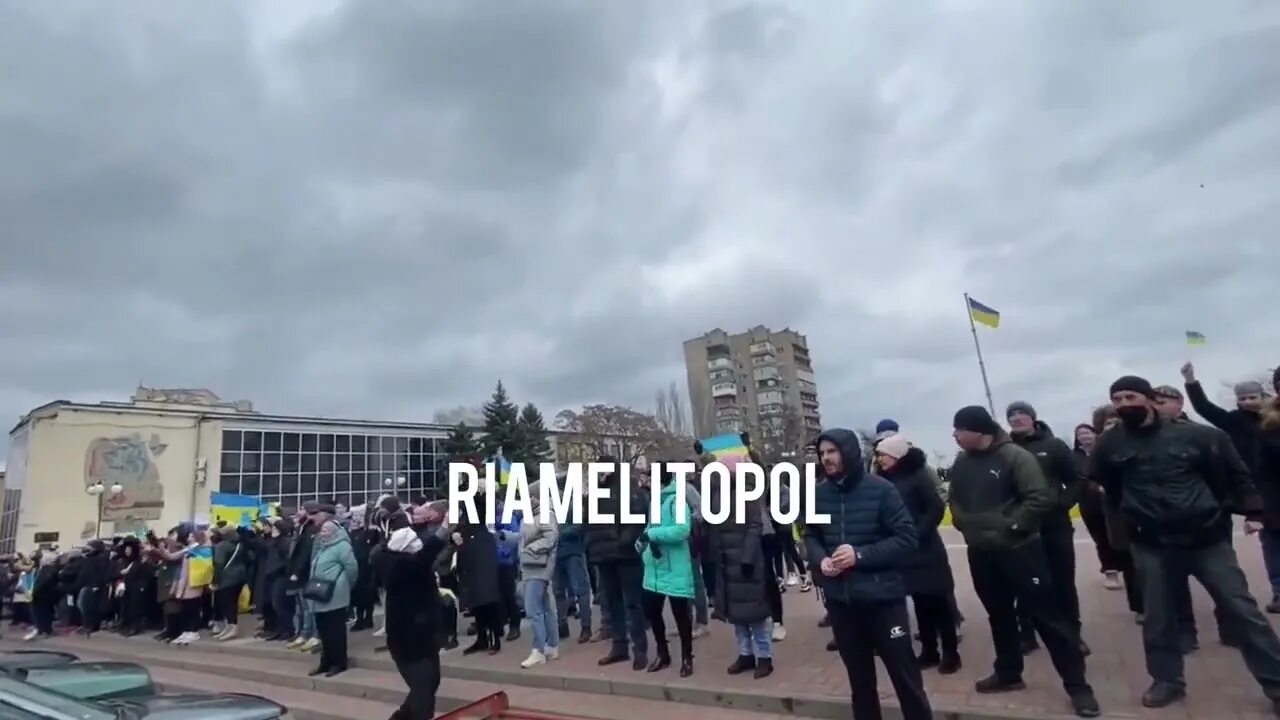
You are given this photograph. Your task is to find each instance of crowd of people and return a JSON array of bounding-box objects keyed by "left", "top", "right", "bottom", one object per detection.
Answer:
[{"left": 6, "top": 362, "right": 1279, "bottom": 720}]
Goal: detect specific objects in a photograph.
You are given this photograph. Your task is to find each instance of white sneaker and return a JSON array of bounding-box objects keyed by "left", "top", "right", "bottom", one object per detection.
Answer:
[
  {"left": 544, "top": 646, "right": 559, "bottom": 660},
  {"left": 786, "top": 573, "right": 799, "bottom": 586},
  {"left": 170, "top": 632, "right": 195, "bottom": 646},
  {"left": 301, "top": 637, "right": 321, "bottom": 652},
  {"left": 521, "top": 650, "right": 547, "bottom": 668},
  {"left": 1102, "top": 571, "right": 1122, "bottom": 590},
  {"left": 286, "top": 636, "right": 305, "bottom": 649},
  {"left": 799, "top": 577, "right": 813, "bottom": 592},
  {"left": 22, "top": 629, "right": 38, "bottom": 642},
  {"left": 691, "top": 624, "right": 709, "bottom": 639},
  {"left": 217, "top": 625, "right": 237, "bottom": 641},
  {"left": 772, "top": 623, "right": 787, "bottom": 641},
  {"left": 373, "top": 625, "right": 386, "bottom": 638}
]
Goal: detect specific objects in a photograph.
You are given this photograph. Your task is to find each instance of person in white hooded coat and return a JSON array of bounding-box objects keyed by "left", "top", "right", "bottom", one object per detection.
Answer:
[{"left": 518, "top": 483, "right": 560, "bottom": 668}]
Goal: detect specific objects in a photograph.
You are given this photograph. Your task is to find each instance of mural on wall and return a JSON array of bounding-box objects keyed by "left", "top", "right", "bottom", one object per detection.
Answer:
[{"left": 84, "top": 433, "right": 168, "bottom": 522}]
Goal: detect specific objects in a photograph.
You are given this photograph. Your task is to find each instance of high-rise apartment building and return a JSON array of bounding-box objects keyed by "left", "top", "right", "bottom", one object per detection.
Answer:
[{"left": 683, "top": 326, "right": 822, "bottom": 454}]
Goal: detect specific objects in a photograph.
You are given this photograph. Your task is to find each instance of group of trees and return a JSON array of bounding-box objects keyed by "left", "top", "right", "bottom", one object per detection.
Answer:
[
  {"left": 437, "top": 381, "right": 696, "bottom": 467},
  {"left": 439, "top": 381, "right": 553, "bottom": 465}
]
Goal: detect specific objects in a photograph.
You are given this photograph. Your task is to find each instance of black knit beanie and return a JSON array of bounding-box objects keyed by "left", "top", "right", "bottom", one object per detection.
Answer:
[
  {"left": 953, "top": 405, "right": 1001, "bottom": 435},
  {"left": 1109, "top": 375, "right": 1155, "bottom": 399}
]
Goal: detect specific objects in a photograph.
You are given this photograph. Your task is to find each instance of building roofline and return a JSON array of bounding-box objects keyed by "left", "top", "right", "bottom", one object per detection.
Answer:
[{"left": 9, "top": 399, "right": 575, "bottom": 438}]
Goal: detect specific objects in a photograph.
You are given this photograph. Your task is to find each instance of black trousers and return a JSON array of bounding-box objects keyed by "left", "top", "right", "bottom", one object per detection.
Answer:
[
  {"left": 828, "top": 599, "right": 932, "bottom": 720},
  {"left": 761, "top": 535, "right": 784, "bottom": 624},
  {"left": 969, "top": 542, "right": 1090, "bottom": 694},
  {"left": 314, "top": 608, "right": 349, "bottom": 671},
  {"left": 1018, "top": 525, "right": 1081, "bottom": 638},
  {"left": 1080, "top": 490, "right": 1125, "bottom": 573},
  {"left": 393, "top": 653, "right": 441, "bottom": 719},
  {"left": 642, "top": 590, "right": 692, "bottom": 661},
  {"left": 214, "top": 584, "right": 243, "bottom": 626},
  {"left": 497, "top": 564, "right": 520, "bottom": 632},
  {"left": 912, "top": 592, "right": 958, "bottom": 659},
  {"left": 1131, "top": 541, "right": 1280, "bottom": 695}
]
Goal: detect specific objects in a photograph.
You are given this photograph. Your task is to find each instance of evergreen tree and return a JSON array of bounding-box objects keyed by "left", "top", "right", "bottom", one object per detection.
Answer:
[
  {"left": 441, "top": 422, "right": 481, "bottom": 460},
  {"left": 518, "top": 403, "right": 553, "bottom": 463},
  {"left": 481, "top": 380, "right": 522, "bottom": 459}
]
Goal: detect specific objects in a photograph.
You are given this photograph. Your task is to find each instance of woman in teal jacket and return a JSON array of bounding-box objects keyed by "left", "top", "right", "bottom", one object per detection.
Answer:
[
  {"left": 638, "top": 466, "right": 696, "bottom": 676},
  {"left": 308, "top": 520, "right": 358, "bottom": 677}
]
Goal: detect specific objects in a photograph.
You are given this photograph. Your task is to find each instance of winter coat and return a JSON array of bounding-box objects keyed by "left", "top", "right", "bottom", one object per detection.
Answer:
[
  {"left": 32, "top": 565, "right": 61, "bottom": 606},
  {"left": 1094, "top": 413, "right": 1260, "bottom": 548},
  {"left": 640, "top": 481, "right": 695, "bottom": 599},
  {"left": 518, "top": 490, "right": 559, "bottom": 582},
  {"left": 880, "top": 447, "right": 953, "bottom": 596},
  {"left": 213, "top": 530, "right": 251, "bottom": 590},
  {"left": 707, "top": 481, "right": 770, "bottom": 624},
  {"left": 455, "top": 523, "right": 501, "bottom": 609},
  {"left": 1262, "top": 406, "right": 1280, "bottom": 533},
  {"left": 584, "top": 472, "right": 648, "bottom": 566},
  {"left": 555, "top": 522, "right": 586, "bottom": 561},
  {"left": 308, "top": 522, "right": 358, "bottom": 613},
  {"left": 803, "top": 429, "right": 916, "bottom": 605},
  {"left": 378, "top": 529, "right": 448, "bottom": 665},
  {"left": 350, "top": 528, "right": 378, "bottom": 600},
  {"left": 174, "top": 543, "right": 210, "bottom": 600},
  {"left": 948, "top": 431, "right": 1052, "bottom": 550},
  {"left": 76, "top": 549, "right": 112, "bottom": 590},
  {"left": 1187, "top": 380, "right": 1275, "bottom": 528},
  {"left": 1010, "top": 421, "right": 1083, "bottom": 532},
  {"left": 286, "top": 521, "right": 317, "bottom": 589}
]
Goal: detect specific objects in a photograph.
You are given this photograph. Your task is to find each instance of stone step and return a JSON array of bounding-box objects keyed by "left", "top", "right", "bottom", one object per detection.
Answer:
[{"left": 11, "top": 636, "right": 803, "bottom": 720}]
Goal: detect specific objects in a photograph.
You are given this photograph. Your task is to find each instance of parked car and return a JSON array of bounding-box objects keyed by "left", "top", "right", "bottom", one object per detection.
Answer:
[
  {"left": 0, "top": 672, "right": 290, "bottom": 719},
  {"left": 0, "top": 651, "right": 155, "bottom": 700}
]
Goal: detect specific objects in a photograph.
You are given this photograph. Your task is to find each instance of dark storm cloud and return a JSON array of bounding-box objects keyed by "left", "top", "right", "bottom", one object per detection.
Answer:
[{"left": 2, "top": 0, "right": 1278, "bottom": 462}]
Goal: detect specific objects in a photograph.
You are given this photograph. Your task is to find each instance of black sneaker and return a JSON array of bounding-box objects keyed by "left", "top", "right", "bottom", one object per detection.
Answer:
[
  {"left": 826, "top": 640, "right": 837, "bottom": 652},
  {"left": 578, "top": 628, "right": 592, "bottom": 644},
  {"left": 975, "top": 674, "right": 1026, "bottom": 694},
  {"left": 938, "top": 653, "right": 962, "bottom": 675},
  {"left": 1069, "top": 690, "right": 1101, "bottom": 718},
  {"left": 505, "top": 628, "right": 521, "bottom": 642},
  {"left": 1141, "top": 682, "right": 1185, "bottom": 708},
  {"left": 753, "top": 658, "right": 773, "bottom": 679},
  {"left": 916, "top": 653, "right": 941, "bottom": 669},
  {"left": 726, "top": 655, "right": 755, "bottom": 675},
  {"left": 598, "top": 650, "right": 629, "bottom": 666}
]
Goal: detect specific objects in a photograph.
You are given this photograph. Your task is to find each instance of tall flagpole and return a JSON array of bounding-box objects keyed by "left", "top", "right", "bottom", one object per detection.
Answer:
[{"left": 964, "top": 293, "right": 996, "bottom": 416}]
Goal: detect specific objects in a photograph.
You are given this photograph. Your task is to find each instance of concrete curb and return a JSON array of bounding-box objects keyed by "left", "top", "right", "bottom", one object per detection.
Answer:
[{"left": 33, "top": 635, "right": 1109, "bottom": 720}]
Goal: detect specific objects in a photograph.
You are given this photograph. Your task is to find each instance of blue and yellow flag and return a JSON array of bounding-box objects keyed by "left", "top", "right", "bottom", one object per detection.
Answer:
[
  {"left": 486, "top": 455, "right": 512, "bottom": 486},
  {"left": 1185, "top": 330, "right": 1207, "bottom": 346},
  {"left": 698, "top": 433, "right": 749, "bottom": 460},
  {"left": 967, "top": 297, "right": 1000, "bottom": 329}
]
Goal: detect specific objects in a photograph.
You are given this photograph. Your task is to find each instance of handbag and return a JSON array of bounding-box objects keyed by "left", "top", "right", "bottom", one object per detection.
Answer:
[{"left": 303, "top": 568, "right": 343, "bottom": 603}]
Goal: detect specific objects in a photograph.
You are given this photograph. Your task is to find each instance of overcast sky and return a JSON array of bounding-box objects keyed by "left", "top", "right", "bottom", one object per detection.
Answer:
[{"left": 2, "top": 1, "right": 1277, "bottom": 463}]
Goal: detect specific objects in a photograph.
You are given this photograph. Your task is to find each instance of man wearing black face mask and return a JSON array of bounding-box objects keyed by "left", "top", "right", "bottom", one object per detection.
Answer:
[{"left": 1093, "top": 375, "right": 1280, "bottom": 713}]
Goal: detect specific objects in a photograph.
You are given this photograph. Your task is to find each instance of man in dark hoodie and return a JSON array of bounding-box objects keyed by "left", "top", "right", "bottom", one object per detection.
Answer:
[
  {"left": 1094, "top": 375, "right": 1280, "bottom": 712},
  {"left": 804, "top": 428, "right": 932, "bottom": 720},
  {"left": 76, "top": 540, "right": 112, "bottom": 635},
  {"left": 948, "top": 405, "right": 1099, "bottom": 718},
  {"left": 584, "top": 454, "right": 649, "bottom": 670},
  {"left": 1006, "top": 401, "right": 1087, "bottom": 656},
  {"left": 286, "top": 502, "right": 324, "bottom": 649}
]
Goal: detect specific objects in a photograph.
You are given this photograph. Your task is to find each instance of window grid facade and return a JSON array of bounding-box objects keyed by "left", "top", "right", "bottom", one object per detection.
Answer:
[{"left": 218, "top": 429, "right": 445, "bottom": 508}]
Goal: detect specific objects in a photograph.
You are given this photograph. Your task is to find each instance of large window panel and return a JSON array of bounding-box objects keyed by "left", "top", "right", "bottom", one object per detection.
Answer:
[
  {"left": 319, "top": 434, "right": 335, "bottom": 453},
  {"left": 351, "top": 453, "right": 366, "bottom": 472},
  {"left": 242, "top": 431, "right": 262, "bottom": 452},
  {"left": 263, "top": 452, "right": 281, "bottom": 473},
  {"left": 317, "top": 473, "right": 334, "bottom": 496},
  {"left": 218, "top": 474, "right": 240, "bottom": 494},
  {"left": 262, "top": 473, "right": 282, "bottom": 498},
  {"left": 301, "top": 433, "right": 318, "bottom": 452},
  {"left": 221, "top": 452, "right": 241, "bottom": 474},
  {"left": 319, "top": 454, "right": 333, "bottom": 472},
  {"left": 351, "top": 435, "right": 366, "bottom": 453},
  {"left": 241, "top": 452, "right": 260, "bottom": 473},
  {"left": 264, "top": 432, "right": 282, "bottom": 452},
  {"left": 222, "top": 430, "right": 243, "bottom": 452},
  {"left": 281, "top": 474, "right": 300, "bottom": 497},
  {"left": 282, "top": 453, "right": 299, "bottom": 473},
  {"left": 335, "top": 472, "right": 351, "bottom": 494},
  {"left": 283, "top": 432, "right": 300, "bottom": 452},
  {"left": 335, "top": 434, "right": 351, "bottom": 453},
  {"left": 301, "top": 453, "right": 317, "bottom": 472},
  {"left": 300, "top": 473, "right": 317, "bottom": 496},
  {"left": 241, "top": 474, "right": 262, "bottom": 497}
]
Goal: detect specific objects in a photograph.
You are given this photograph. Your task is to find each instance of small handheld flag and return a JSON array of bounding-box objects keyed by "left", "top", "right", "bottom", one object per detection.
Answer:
[
  {"left": 1185, "top": 331, "right": 1207, "bottom": 346},
  {"left": 967, "top": 297, "right": 1000, "bottom": 329}
]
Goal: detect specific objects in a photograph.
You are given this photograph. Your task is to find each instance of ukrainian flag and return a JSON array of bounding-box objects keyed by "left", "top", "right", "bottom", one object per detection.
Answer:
[
  {"left": 1186, "top": 330, "right": 1207, "bottom": 346},
  {"left": 487, "top": 455, "right": 512, "bottom": 486},
  {"left": 698, "top": 433, "right": 749, "bottom": 460},
  {"left": 967, "top": 297, "right": 1000, "bottom": 329}
]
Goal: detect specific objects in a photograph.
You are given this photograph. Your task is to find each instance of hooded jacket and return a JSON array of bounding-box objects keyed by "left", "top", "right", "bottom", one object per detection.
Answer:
[
  {"left": 640, "top": 478, "right": 695, "bottom": 599},
  {"left": 213, "top": 528, "right": 251, "bottom": 590},
  {"left": 803, "top": 429, "right": 916, "bottom": 605},
  {"left": 1010, "top": 421, "right": 1082, "bottom": 531},
  {"left": 879, "top": 447, "right": 953, "bottom": 596},
  {"left": 948, "top": 429, "right": 1052, "bottom": 550},
  {"left": 308, "top": 521, "right": 358, "bottom": 613},
  {"left": 377, "top": 519, "right": 448, "bottom": 665},
  {"left": 518, "top": 485, "right": 559, "bottom": 582},
  {"left": 707, "top": 456, "right": 771, "bottom": 624}
]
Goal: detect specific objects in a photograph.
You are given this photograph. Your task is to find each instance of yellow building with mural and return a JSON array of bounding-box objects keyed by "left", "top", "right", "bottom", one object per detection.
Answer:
[{"left": 2, "top": 388, "right": 455, "bottom": 553}]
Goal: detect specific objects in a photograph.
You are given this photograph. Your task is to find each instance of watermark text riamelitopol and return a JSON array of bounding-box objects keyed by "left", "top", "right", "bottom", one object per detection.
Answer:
[{"left": 446, "top": 461, "right": 830, "bottom": 526}]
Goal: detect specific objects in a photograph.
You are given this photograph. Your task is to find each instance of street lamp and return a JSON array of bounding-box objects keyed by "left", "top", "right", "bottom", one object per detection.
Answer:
[
  {"left": 86, "top": 482, "right": 124, "bottom": 539},
  {"left": 383, "top": 476, "right": 406, "bottom": 489}
]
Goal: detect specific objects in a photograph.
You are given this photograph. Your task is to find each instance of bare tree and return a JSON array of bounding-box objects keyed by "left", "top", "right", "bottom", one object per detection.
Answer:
[
  {"left": 556, "top": 404, "right": 690, "bottom": 464},
  {"left": 655, "top": 382, "right": 692, "bottom": 437}
]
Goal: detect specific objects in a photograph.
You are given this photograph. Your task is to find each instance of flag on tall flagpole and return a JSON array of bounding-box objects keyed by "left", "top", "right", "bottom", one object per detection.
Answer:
[
  {"left": 1185, "top": 330, "right": 1207, "bottom": 346},
  {"left": 967, "top": 297, "right": 1001, "bottom": 329}
]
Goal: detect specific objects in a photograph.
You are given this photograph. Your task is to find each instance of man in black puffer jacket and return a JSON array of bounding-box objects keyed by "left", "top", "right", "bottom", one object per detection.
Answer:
[
  {"left": 584, "top": 455, "right": 649, "bottom": 670},
  {"left": 803, "top": 428, "right": 931, "bottom": 720},
  {"left": 1006, "top": 401, "right": 1087, "bottom": 655}
]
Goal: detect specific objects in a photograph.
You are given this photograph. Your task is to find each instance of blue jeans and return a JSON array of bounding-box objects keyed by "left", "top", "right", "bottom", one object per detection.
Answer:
[
  {"left": 553, "top": 555, "right": 592, "bottom": 633},
  {"left": 596, "top": 562, "right": 647, "bottom": 657},
  {"left": 734, "top": 621, "right": 772, "bottom": 659},
  {"left": 523, "top": 578, "right": 558, "bottom": 653},
  {"left": 1261, "top": 530, "right": 1280, "bottom": 598},
  {"left": 293, "top": 595, "right": 316, "bottom": 638}
]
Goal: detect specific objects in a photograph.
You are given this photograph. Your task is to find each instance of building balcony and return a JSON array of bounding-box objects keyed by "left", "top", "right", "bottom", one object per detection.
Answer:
[
  {"left": 749, "top": 341, "right": 777, "bottom": 356},
  {"left": 707, "top": 357, "right": 732, "bottom": 371},
  {"left": 753, "top": 366, "right": 780, "bottom": 382},
  {"left": 759, "top": 403, "right": 786, "bottom": 416},
  {"left": 711, "top": 383, "right": 738, "bottom": 398}
]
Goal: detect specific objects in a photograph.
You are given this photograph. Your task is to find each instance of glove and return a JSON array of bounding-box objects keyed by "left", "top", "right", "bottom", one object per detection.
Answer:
[{"left": 741, "top": 563, "right": 754, "bottom": 579}]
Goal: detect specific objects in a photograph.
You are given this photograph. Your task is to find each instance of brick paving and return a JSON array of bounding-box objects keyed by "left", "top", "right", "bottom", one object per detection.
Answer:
[{"left": 9, "top": 523, "right": 1280, "bottom": 720}]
